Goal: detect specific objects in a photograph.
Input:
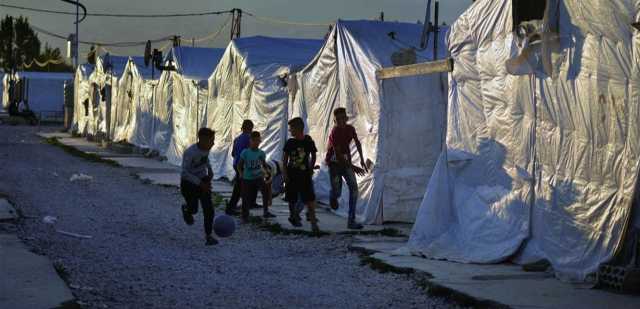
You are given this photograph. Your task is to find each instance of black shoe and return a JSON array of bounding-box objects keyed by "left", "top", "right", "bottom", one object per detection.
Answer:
[
  {"left": 306, "top": 215, "right": 319, "bottom": 223},
  {"left": 288, "top": 217, "right": 302, "bottom": 227},
  {"left": 205, "top": 235, "right": 218, "bottom": 246},
  {"left": 263, "top": 212, "right": 276, "bottom": 218},
  {"left": 182, "top": 204, "right": 194, "bottom": 226},
  {"left": 348, "top": 222, "right": 363, "bottom": 230},
  {"left": 311, "top": 224, "right": 320, "bottom": 234}
]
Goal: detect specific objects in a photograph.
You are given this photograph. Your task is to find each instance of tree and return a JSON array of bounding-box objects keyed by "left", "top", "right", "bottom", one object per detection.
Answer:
[
  {"left": 13, "top": 16, "right": 40, "bottom": 69},
  {"left": 0, "top": 15, "right": 15, "bottom": 72},
  {"left": 0, "top": 15, "right": 72, "bottom": 73}
]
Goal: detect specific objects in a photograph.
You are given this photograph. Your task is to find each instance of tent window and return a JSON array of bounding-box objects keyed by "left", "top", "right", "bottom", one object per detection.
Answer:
[{"left": 512, "top": 0, "right": 547, "bottom": 30}]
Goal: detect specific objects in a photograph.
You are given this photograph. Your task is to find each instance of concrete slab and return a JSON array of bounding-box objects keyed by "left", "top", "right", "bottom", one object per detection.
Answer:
[
  {"left": 0, "top": 199, "right": 17, "bottom": 221},
  {"left": 106, "top": 157, "right": 179, "bottom": 171},
  {"left": 0, "top": 234, "right": 75, "bottom": 308},
  {"left": 351, "top": 241, "right": 640, "bottom": 309},
  {"left": 36, "top": 132, "right": 71, "bottom": 139},
  {"left": 260, "top": 203, "right": 411, "bottom": 235},
  {"left": 137, "top": 172, "right": 181, "bottom": 187}
]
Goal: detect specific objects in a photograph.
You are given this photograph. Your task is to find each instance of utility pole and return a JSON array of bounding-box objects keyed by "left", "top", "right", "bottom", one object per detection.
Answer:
[
  {"left": 60, "top": 1, "right": 87, "bottom": 69},
  {"left": 230, "top": 8, "right": 242, "bottom": 40},
  {"left": 433, "top": 0, "right": 439, "bottom": 60},
  {"left": 420, "top": 0, "right": 433, "bottom": 49}
]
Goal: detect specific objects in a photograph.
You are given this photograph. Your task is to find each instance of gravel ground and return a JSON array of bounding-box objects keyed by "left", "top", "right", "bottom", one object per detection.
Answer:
[{"left": 0, "top": 126, "right": 460, "bottom": 309}]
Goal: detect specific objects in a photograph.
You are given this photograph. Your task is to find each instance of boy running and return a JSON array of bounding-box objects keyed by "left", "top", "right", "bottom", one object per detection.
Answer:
[
  {"left": 326, "top": 107, "right": 367, "bottom": 230},
  {"left": 226, "top": 120, "right": 254, "bottom": 215},
  {"left": 237, "top": 131, "right": 276, "bottom": 222},
  {"left": 180, "top": 128, "right": 217, "bottom": 245},
  {"left": 283, "top": 117, "right": 320, "bottom": 233}
]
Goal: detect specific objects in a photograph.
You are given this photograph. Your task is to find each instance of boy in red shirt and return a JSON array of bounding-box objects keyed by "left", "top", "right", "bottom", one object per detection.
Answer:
[{"left": 326, "top": 108, "right": 367, "bottom": 229}]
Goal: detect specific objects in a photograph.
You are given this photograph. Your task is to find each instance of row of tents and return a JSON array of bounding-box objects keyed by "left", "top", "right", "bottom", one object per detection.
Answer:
[
  {"left": 67, "top": 0, "right": 639, "bottom": 282},
  {"left": 71, "top": 19, "right": 448, "bottom": 227}
]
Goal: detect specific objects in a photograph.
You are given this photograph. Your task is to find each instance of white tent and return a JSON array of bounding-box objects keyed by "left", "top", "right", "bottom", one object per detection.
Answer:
[
  {"left": 291, "top": 20, "right": 448, "bottom": 224},
  {"left": 126, "top": 57, "right": 158, "bottom": 148},
  {"left": 1, "top": 73, "right": 9, "bottom": 110},
  {"left": 153, "top": 46, "right": 224, "bottom": 165},
  {"left": 88, "top": 55, "right": 130, "bottom": 138},
  {"left": 2, "top": 71, "right": 72, "bottom": 115},
  {"left": 407, "top": 0, "right": 640, "bottom": 281},
  {"left": 110, "top": 56, "right": 156, "bottom": 146},
  {"left": 206, "top": 36, "right": 323, "bottom": 180},
  {"left": 0, "top": 72, "right": 5, "bottom": 110},
  {"left": 71, "top": 63, "right": 94, "bottom": 134}
]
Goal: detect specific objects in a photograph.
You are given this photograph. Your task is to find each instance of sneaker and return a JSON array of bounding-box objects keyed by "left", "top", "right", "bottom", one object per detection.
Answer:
[
  {"left": 288, "top": 217, "right": 302, "bottom": 227},
  {"left": 205, "top": 235, "right": 218, "bottom": 246},
  {"left": 181, "top": 204, "right": 194, "bottom": 226},
  {"left": 347, "top": 222, "right": 364, "bottom": 230},
  {"left": 311, "top": 223, "right": 321, "bottom": 234},
  {"left": 263, "top": 212, "right": 276, "bottom": 219},
  {"left": 330, "top": 198, "right": 339, "bottom": 210}
]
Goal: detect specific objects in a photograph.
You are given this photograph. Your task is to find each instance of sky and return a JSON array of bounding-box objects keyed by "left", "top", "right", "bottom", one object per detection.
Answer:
[{"left": 1, "top": 0, "right": 473, "bottom": 61}]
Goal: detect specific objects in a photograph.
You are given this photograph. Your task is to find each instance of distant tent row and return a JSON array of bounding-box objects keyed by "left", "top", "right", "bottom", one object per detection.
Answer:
[{"left": 2, "top": 71, "right": 72, "bottom": 116}]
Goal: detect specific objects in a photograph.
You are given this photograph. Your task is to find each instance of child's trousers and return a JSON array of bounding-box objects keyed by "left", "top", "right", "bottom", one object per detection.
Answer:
[
  {"left": 241, "top": 178, "right": 271, "bottom": 219},
  {"left": 180, "top": 179, "right": 214, "bottom": 236}
]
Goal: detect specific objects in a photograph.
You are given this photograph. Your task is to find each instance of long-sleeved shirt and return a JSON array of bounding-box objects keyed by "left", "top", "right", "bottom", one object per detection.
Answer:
[
  {"left": 232, "top": 132, "right": 251, "bottom": 168},
  {"left": 181, "top": 144, "right": 213, "bottom": 185}
]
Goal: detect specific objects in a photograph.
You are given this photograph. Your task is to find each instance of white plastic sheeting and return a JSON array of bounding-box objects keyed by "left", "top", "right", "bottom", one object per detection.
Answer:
[
  {"left": 1, "top": 73, "right": 9, "bottom": 110},
  {"left": 206, "top": 36, "right": 322, "bottom": 179},
  {"left": 407, "top": 0, "right": 640, "bottom": 281},
  {"left": 72, "top": 63, "right": 94, "bottom": 134},
  {"left": 89, "top": 55, "right": 130, "bottom": 137},
  {"left": 159, "top": 46, "right": 224, "bottom": 165},
  {"left": 292, "top": 20, "right": 448, "bottom": 224},
  {"left": 0, "top": 73, "right": 5, "bottom": 110},
  {"left": 1, "top": 71, "right": 72, "bottom": 113},
  {"left": 111, "top": 56, "right": 157, "bottom": 146}
]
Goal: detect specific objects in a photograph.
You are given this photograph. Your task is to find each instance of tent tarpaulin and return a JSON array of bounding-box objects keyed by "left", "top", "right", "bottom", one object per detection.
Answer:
[
  {"left": 2, "top": 71, "right": 72, "bottom": 113},
  {"left": 292, "top": 20, "right": 448, "bottom": 224},
  {"left": 72, "top": 63, "right": 94, "bottom": 134},
  {"left": 110, "top": 56, "right": 156, "bottom": 145},
  {"left": 79, "top": 55, "right": 130, "bottom": 137},
  {"left": 206, "top": 36, "right": 323, "bottom": 180},
  {"left": 159, "top": 46, "right": 224, "bottom": 165},
  {"left": 407, "top": 0, "right": 640, "bottom": 281}
]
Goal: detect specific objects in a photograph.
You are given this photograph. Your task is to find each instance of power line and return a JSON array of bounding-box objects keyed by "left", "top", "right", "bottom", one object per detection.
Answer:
[
  {"left": 244, "top": 11, "right": 331, "bottom": 27},
  {"left": 31, "top": 24, "right": 172, "bottom": 47},
  {"left": 0, "top": 3, "right": 233, "bottom": 18}
]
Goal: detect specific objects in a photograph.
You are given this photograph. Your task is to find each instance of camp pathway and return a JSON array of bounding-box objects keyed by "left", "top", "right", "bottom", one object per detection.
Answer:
[{"left": 1, "top": 125, "right": 456, "bottom": 309}]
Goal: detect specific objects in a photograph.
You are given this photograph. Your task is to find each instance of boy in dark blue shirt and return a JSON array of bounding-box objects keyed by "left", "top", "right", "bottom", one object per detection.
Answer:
[{"left": 226, "top": 120, "right": 254, "bottom": 215}]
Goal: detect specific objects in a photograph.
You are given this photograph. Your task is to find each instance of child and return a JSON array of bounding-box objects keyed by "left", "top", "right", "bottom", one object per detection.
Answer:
[
  {"left": 325, "top": 107, "right": 367, "bottom": 230},
  {"left": 180, "top": 128, "right": 217, "bottom": 245},
  {"left": 226, "top": 120, "right": 254, "bottom": 215},
  {"left": 237, "top": 131, "right": 275, "bottom": 221},
  {"left": 283, "top": 117, "right": 320, "bottom": 233}
]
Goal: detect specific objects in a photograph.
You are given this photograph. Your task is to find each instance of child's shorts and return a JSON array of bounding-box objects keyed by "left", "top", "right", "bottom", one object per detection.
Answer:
[{"left": 285, "top": 172, "right": 315, "bottom": 203}]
